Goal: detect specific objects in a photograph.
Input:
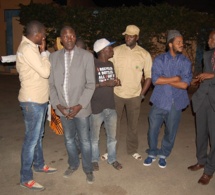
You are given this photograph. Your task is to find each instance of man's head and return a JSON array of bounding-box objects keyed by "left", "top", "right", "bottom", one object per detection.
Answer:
[
  {"left": 76, "top": 38, "right": 86, "bottom": 49},
  {"left": 93, "top": 38, "right": 115, "bottom": 58},
  {"left": 167, "top": 30, "right": 183, "bottom": 55},
  {"left": 25, "top": 20, "right": 46, "bottom": 45},
  {"left": 60, "top": 26, "right": 76, "bottom": 51},
  {"left": 208, "top": 30, "right": 215, "bottom": 50},
  {"left": 122, "top": 25, "right": 140, "bottom": 49}
]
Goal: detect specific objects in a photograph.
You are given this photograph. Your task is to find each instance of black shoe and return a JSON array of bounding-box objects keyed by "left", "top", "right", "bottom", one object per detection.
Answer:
[
  {"left": 86, "top": 172, "right": 95, "bottom": 184},
  {"left": 63, "top": 167, "right": 77, "bottom": 178},
  {"left": 92, "top": 162, "right": 99, "bottom": 171}
]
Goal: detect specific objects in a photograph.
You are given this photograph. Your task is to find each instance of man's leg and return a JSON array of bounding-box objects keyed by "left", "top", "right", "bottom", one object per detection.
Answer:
[
  {"left": 125, "top": 96, "right": 141, "bottom": 155},
  {"left": 20, "top": 102, "right": 47, "bottom": 183},
  {"left": 103, "top": 109, "right": 117, "bottom": 164},
  {"left": 75, "top": 117, "right": 93, "bottom": 174},
  {"left": 90, "top": 113, "right": 104, "bottom": 163},
  {"left": 159, "top": 104, "right": 182, "bottom": 158},
  {"left": 196, "top": 99, "right": 209, "bottom": 165},
  {"left": 147, "top": 105, "right": 164, "bottom": 158},
  {"left": 203, "top": 99, "right": 215, "bottom": 175},
  {"left": 114, "top": 94, "right": 125, "bottom": 151},
  {"left": 61, "top": 117, "right": 80, "bottom": 170}
]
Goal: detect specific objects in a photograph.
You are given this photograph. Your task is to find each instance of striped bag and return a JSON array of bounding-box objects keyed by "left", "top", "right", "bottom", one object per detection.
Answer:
[{"left": 50, "top": 107, "right": 64, "bottom": 135}]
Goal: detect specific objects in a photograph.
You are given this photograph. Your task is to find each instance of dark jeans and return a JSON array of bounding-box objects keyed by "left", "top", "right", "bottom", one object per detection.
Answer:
[{"left": 147, "top": 104, "right": 182, "bottom": 158}]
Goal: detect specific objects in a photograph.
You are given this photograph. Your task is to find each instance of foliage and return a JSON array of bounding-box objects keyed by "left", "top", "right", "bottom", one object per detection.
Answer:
[{"left": 18, "top": 3, "right": 215, "bottom": 64}]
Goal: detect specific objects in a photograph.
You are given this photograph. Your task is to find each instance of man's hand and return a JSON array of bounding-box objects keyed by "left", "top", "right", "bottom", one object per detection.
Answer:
[
  {"left": 57, "top": 104, "right": 70, "bottom": 118},
  {"left": 66, "top": 104, "right": 82, "bottom": 119},
  {"left": 39, "top": 39, "right": 46, "bottom": 53},
  {"left": 114, "top": 77, "right": 121, "bottom": 86},
  {"left": 196, "top": 73, "right": 215, "bottom": 82}
]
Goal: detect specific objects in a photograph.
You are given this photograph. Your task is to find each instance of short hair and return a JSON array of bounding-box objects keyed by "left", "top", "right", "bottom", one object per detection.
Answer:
[
  {"left": 209, "top": 30, "right": 215, "bottom": 38},
  {"left": 25, "top": 20, "right": 45, "bottom": 36},
  {"left": 60, "top": 26, "right": 75, "bottom": 36}
]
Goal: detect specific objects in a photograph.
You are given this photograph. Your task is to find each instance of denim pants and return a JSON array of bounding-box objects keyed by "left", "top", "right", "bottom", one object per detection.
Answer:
[
  {"left": 60, "top": 116, "right": 93, "bottom": 173},
  {"left": 90, "top": 109, "right": 117, "bottom": 164},
  {"left": 147, "top": 104, "right": 182, "bottom": 158},
  {"left": 20, "top": 102, "right": 48, "bottom": 183}
]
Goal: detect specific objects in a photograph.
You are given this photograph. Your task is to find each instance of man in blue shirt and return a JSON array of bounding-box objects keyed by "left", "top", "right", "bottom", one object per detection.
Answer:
[{"left": 143, "top": 30, "right": 192, "bottom": 168}]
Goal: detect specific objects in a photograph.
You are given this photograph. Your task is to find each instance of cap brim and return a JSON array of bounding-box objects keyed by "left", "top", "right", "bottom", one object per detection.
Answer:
[{"left": 107, "top": 41, "right": 116, "bottom": 46}]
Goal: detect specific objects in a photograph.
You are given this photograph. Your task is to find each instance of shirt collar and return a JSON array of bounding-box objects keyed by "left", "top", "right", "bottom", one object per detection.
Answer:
[{"left": 167, "top": 50, "right": 181, "bottom": 60}]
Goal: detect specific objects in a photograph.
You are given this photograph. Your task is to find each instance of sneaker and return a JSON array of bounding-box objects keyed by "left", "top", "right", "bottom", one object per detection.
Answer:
[
  {"left": 63, "top": 167, "right": 77, "bottom": 178},
  {"left": 92, "top": 162, "right": 99, "bottom": 171},
  {"left": 20, "top": 180, "right": 45, "bottom": 191},
  {"left": 86, "top": 172, "right": 95, "bottom": 184},
  {"left": 34, "top": 165, "right": 57, "bottom": 174},
  {"left": 143, "top": 157, "right": 156, "bottom": 166},
  {"left": 158, "top": 158, "right": 166, "bottom": 168}
]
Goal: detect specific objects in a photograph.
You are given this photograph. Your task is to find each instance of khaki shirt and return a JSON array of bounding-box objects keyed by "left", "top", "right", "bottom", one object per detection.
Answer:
[
  {"left": 111, "top": 44, "right": 152, "bottom": 98},
  {"left": 16, "top": 36, "right": 51, "bottom": 103}
]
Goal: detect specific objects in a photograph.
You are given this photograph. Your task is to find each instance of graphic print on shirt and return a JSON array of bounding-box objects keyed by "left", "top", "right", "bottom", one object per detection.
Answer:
[{"left": 97, "top": 66, "right": 115, "bottom": 82}]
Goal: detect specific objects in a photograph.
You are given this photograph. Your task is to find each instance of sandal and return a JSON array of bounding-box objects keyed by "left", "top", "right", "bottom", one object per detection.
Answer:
[
  {"left": 92, "top": 162, "right": 99, "bottom": 171},
  {"left": 101, "top": 153, "right": 108, "bottom": 161},
  {"left": 132, "top": 153, "right": 142, "bottom": 160},
  {"left": 111, "top": 161, "right": 123, "bottom": 170}
]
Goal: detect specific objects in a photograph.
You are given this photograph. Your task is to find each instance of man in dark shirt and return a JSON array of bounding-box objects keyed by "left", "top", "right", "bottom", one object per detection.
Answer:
[
  {"left": 143, "top": 30, "right": 192, "bottom": 168},
  {"left": 90, "top": 38, "right": 122, "bottom": 171},
  {"left": 188, "top": 30, "right": 215, "bottom": 185}
]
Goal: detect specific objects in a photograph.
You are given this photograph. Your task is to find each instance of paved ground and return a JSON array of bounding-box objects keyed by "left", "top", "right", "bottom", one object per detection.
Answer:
[{"left": 0, "top": 75, "right": 214, "bottom": 195}]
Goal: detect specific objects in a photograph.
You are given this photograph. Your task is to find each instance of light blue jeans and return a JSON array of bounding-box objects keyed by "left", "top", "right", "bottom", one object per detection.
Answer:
[
  {"left": 90, "top": 109, "right": 117, "bottom": 164},
  {"left": 20, "top": 102, "right": 48, "bottom": 183},
  {"left": 60, "top": 116, "right": 93, "bottom": 173},
  {"left": 147, "top": 104, "right": 182, "bottom": 159}
]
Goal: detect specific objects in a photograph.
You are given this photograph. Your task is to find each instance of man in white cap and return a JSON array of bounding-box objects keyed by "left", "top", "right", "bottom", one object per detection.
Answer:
[
  {"left": 90, "top": 38, "right": 122, "bottom": 171},
  {"left": 108, "top": 25, "right": 152, "bottom": 161},
  {"left": 143, "top": 30, "right": 192, "bottom": 168}
]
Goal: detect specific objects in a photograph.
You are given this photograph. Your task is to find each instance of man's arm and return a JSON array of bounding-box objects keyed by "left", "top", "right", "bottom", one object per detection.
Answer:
[{"left": 155, "top": 76, "right": 188, "bottom": 89}]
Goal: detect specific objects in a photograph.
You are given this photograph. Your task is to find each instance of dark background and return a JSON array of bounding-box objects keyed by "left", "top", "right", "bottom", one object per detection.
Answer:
[{"left": 53, "top": 0, "right": 215, "bottom": 14}]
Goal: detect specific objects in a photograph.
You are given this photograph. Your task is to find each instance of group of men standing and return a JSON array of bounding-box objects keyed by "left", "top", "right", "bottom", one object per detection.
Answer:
[{"left": 15, "top": 20, "right": 215, "bottom": 191}]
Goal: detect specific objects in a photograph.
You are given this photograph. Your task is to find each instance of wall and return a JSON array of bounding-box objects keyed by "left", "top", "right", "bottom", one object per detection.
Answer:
[{"left": 0, "top": 0, "right": 52, "bottom": 56}]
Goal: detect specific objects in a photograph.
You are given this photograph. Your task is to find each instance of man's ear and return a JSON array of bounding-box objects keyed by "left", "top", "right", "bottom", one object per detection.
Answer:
[
  {"left": 169, "top": 42, "right": 172, "bottom": 49},
  {"left": 136, "top": 35, "right": 139, "bottom": 41}
]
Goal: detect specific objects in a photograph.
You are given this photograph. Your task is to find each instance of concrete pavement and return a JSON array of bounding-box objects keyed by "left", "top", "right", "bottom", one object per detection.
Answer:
[{"left": 0, "top": 75, "right": 214, "bottom": 195}]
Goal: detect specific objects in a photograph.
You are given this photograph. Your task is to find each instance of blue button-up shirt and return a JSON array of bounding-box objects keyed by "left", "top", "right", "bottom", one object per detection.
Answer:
[{"left": 150, "top": 51, "right": 192, "bottom": 111}]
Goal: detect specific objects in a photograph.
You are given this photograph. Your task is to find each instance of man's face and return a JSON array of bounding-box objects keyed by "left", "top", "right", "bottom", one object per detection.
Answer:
[
  {"left": 35, "top": 29, "right": 46, "bottom": 45},
  {"left": 103, "top": 46, "right": 114, "bottom": 58},
  {"left": 208, "top": 32, "right": 215, "bottom": 49},
  {"left": 60, "top": 28, "right": 76, "bottom": 51},
  {"left": 170, "top": 36, "right": 184, "bottom": 54},
  {"left": 125, "top": 34, "right": 138, "bottom": 48}
]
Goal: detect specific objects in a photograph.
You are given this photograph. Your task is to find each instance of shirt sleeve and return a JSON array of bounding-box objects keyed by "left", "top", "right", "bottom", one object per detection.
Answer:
[
  {"left": 151, "top": 57, "right": 163, "bottom": 85},
  {"left": 23, "top": 45, "right": 50, "bottom": 78},
  {"left": 143, "top": 52, "right": 152, "bottom": 79},
  {"left": 180, "top": 58, "right": 193, "bottom": 85}
]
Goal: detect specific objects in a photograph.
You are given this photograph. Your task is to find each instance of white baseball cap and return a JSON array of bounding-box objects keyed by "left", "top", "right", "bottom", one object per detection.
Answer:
[{"left": 93, "top": 38, "right": 115, "bottom": 53}]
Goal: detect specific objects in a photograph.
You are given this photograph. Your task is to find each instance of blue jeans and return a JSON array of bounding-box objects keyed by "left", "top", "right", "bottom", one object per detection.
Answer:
[
  {"left": 20, "top": 102, "right": 48, "bottom": 183},
  {"left": 147, "top": 104, "right": 182, "bottom": 158},
  {"left": 60, "top": 116, "right": 92, "bottom": 173},
  {"left": 90, "top": 109, "right": 117, "bottom": 164}
]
